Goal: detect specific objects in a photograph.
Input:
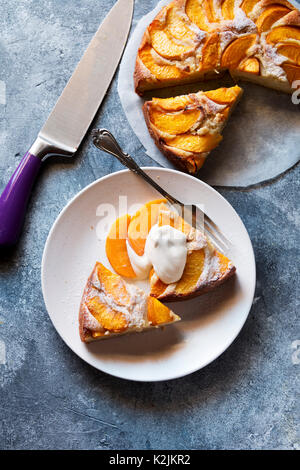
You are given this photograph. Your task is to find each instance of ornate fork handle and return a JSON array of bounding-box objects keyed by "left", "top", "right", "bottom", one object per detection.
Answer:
[{"left": 92, "top": 129, "right": 182, "bottom": 207}]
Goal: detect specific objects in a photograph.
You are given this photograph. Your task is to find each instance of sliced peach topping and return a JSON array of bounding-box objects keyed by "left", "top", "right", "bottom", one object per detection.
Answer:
[
  {"left": 165, "top": 133, "right": 223, "bottom": 153},
  {"left": 147, "top": 297, "right": 174, "bottom": 326},
  {"left": 149, "top": 20, "right": 195, "bottom": 60},
  {"left": 221, "top": 0, "right": 235, "bottom": 21},
  {"left": 87, "top": 297, "right": 128, "bottom": 333},
  {"left": 201, "top": 33, "right": 221, "bottom": 70},
  {"left": 217, "top": 251, "right": 233, "bottom": 275},
  {"left": 202, "top": 0, "right": 219, "bottom": 23},
  {"left": 96, "top": 263, "right": 131, "bottom": 306},
  {"left": 127, "top": 199, "right": 166, "bottom": 256},
  {"left": 186, "top": 0, "right": 210, "bottom": 32},
  {"left": 152, "top": 95, "right": 194, "bottom": 112},
  {"left": 149, "top": 107, "right": 202, "bottom": 135},
  {"left": 150, "top": 250, "right": 206, "bottom": 298},
  {"left": 241, "top": 0, "right": 257, "bottom": 15},
  {"left": 221, "top": 34, "right": 257, "bottom": 70},
  {"left": 256, "top": 5, "right": 291, "bottom": 33},
  {"left": 266, "top": 26, "right": 300, "bottom": 44},
  {"left": 204, "top": 85, "right": 242, "bottom": 104},
  {"left": 174, "top": 250, "right": 206, "bottom": 295},
  {"left": 149, "top": 269, "right": 168, "bottom": 298},
  {"left": 166, "top": 4, "right": 197, "bottom": 42},
  {"left": 106, "top": 214, "right": 136, "bottom": 279},
  {"left": 139, "top": 45, "right": 185, "bottom": 81},
  {"left": 238, "top": 57, "right": 260, "bottom": 74},
  {"left": 282, "top": 63, "right": 300, "bottom": 83},
  {"left": 277, "top": 44, "right": 300, "bottom": 65}
]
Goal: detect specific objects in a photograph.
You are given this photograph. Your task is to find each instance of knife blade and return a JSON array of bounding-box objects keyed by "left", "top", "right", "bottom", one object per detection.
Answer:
[
  {"left": 40, "top": 0, "right": 134, "bottom": 155},
  {"left": 0, "top": 0, "right": 134, "bottom": 246}
]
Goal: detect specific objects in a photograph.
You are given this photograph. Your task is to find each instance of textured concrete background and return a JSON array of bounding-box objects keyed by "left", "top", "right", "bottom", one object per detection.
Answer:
[{"left": 0, "top": 0, "right": 299, "bottom": 450}]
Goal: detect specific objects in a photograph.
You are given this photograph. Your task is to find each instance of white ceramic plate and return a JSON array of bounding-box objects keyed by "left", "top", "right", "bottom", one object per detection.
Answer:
[{"left": 42, "top": 168, "right": 256, "bottom": 382}]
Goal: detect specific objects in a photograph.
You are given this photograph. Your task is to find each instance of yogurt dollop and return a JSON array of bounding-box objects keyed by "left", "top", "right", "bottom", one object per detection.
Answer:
[{"left": 126, "top": 224, "right": 187, "bottom": 284}]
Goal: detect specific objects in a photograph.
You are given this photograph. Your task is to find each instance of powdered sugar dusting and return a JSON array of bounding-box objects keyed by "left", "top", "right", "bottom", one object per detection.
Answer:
[
  {"left": 86, "top": 274, "right": 148, "bottom": 332},
  {"left": 197, "top": 246, "right": 222, "bottom": 287},
  {"left": 220, "top": 31, "right": 238, "bottom": 51},
  {"left": 82, "top": 304, "right": 103, "bottom": 332},
  {"left": 252, "top": 36, "right": 287, "bottom": 80},
  {"left": 222, "top": 8, "right": 257, "bottom": 34}
]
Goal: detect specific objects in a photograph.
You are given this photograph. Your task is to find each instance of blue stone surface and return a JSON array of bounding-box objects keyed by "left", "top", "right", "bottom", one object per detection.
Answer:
[{"left": 0, "top": 0, "right": 299, "bottom": 450}]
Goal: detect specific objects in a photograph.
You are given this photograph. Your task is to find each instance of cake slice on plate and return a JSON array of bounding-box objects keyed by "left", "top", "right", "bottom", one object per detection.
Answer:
[
  {"left": 143, "top": 85, "right": 243, "bottom": 174},
  {"left": 148, "top": 203, "right": 236, "bottom": 301},
  {"left": 106, "top": 200, "right": 236, "bottom": 302},
  {"left": 79, "top": 262, "right": 180, "bottom": 343}
]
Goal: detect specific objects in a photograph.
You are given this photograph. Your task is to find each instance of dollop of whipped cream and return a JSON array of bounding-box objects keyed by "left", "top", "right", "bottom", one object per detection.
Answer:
[{"left": 126, "top": 224, "right": 188, "bottom": 284}]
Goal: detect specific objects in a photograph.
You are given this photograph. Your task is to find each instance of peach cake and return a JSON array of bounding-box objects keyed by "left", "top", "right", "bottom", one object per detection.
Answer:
[
  {"left": 105, "top": 199, "right": 236, "bottom": 303},
  {"left": 135, "top": 0, "right": 300, "bottom": 173},
  {"left": 143, "top": 85, "right": 243, "bottom": 173},
  {"left": 79, "top": 262, "right": 180, "bottom": 343},
  {"left": 135, "top": 0, "right": 300, "bottom": 95}
]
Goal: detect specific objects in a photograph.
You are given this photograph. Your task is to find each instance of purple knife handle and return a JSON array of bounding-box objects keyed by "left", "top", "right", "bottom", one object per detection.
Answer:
[{"left": 0, "top": 152, "right": 42, "bottom": 246}]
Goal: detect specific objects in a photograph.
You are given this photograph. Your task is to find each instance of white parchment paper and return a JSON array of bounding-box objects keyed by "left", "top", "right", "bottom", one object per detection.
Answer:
[{"left": 118, "top": 0, "right": 300, "bottom": 187}]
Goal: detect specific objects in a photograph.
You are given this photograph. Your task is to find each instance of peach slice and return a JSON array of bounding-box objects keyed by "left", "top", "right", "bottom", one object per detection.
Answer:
[
  {"left": 276, "top": 9, "right": 300, "bottom": 28},
  {"left": 202, "top": 0, "right": 218, "bottom": 23},
  {"left": 128, "top": 199, "right": 166, "bottom": 256},
  {"left": 166, "top": 5, "right": 197, "bottom": 42},
  {"left": 221, "top": 34, "right": 257, "bottom": 70},
  {"left": 165, "top": 133, "right": 223, "bottom": 153},
  {"left": 256, "top": 5, "right": 291, "bottom": 33},
  {"left": 256, "top": 0, "right": 295, "bottom": 11},
  {"left": 149, "top": 249, "right": 206, "bottom": 298},
  {"left": 139, "top": 45, "right": 185, "bottom": 81},
  {"left": 106, "top": 214, "right": 136, "bottom": 279},
  {"left": 217, "top": 251, "right": 233, "bottom": 275},
  {"left": 87, "top": 297, "right": 128, "bottom": 333},
  {"left": 241, "top": 0, "right": 257, "bottom": 15},
  {"left": 173, "top": 249, "right": 206, "bottom": 296},
  {"left": 96, "top": 263, "right": 131, "bottom": 306},
  {"left": 150, "top": 21, "right": 195, "bottom": 60},
  {"left": 149, "top": 269, "right": 168, "bottom": 299},
  {"left": 201, "top": 33, "right": 221, "bottom": 70},
  {"left": 221, "top": 0, "right": 235, "bottom": 21},
  {"left": 186, "top": 0, "right": 210, "bottom": 32},
  {"left": 152, "top": 95, "right": 194, "bottom": 112},
  {"left": 204, "top": 85, "right": 242, "bottom": 104},
  {"left": 147, "top": 297, "right": 174, "bottom": 326},
  {"left": 277, "top": 44, "right": 300, "bottom": 65},
  {"left": 266, "top": 26, "right": 300, "bottom": 44},
  {"left": 149, "top": 107, "right": 202, "bottom": 135},
  {"left": 238, "top": 57, "right": 260, "bottom": 74},
  {"left": 282, "top": 63, "right": 300, "bottom": 83}
]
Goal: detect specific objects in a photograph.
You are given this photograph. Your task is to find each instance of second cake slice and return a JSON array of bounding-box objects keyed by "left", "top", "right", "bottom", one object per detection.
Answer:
[{"left": 143, "top": 85, "right": 243, "bottom": 174}]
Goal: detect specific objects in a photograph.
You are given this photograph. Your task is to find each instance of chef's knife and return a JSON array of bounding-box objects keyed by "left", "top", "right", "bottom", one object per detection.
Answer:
[{"left": 0, "top": 0, "right": 134, "bottom": 246}]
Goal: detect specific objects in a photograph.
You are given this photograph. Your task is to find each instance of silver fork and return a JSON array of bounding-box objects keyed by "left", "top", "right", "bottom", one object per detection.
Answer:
[{"left": 92, "top": 129, "right": 231, "bottom": 255}]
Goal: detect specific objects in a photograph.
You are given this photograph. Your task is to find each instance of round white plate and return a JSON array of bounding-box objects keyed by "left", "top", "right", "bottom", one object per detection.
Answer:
[{"left": 42, "top": 168, "right": 256, "bottom": 382}]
